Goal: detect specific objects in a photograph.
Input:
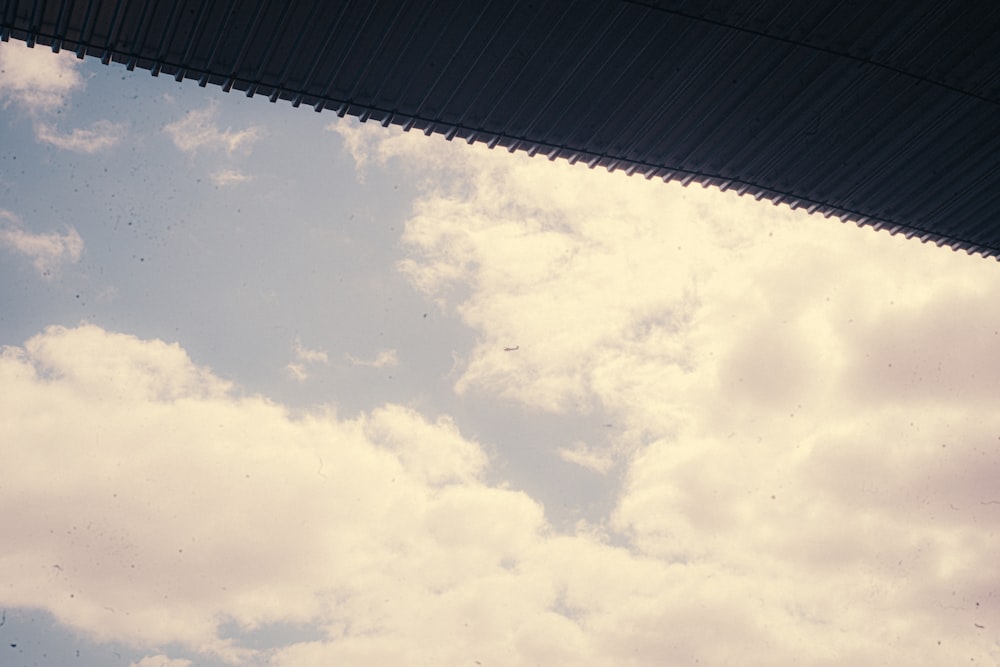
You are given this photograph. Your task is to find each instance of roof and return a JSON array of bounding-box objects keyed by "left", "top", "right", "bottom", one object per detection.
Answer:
[{"left": 3, "top": 0, "right": 999, "bottom": 256}]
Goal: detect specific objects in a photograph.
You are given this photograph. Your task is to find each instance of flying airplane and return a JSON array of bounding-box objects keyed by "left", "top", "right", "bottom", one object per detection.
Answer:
[{"left": 503, "top": 346, "right": 519, "bottom": 352}]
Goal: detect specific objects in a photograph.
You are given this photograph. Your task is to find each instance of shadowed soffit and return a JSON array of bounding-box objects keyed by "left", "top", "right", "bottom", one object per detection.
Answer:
[{"left": 3, "top": 0, "right": 999, "bottom": 257}]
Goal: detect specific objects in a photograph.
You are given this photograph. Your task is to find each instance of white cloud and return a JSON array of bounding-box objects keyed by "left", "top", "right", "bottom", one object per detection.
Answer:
[
  {"left": 0, "top": 43, "right": 125, "bottom": 150},
  {"left": 17, "top": 323, "right": 996, "bottom": 666},
  {"left": 364, "top": 406, "right": 487, "bottom": 486},
  {"left": 293, "top": 338, "right": 329, "bottom": 365},
  {"left": 35, "top": 120, "right": 123, "bottom": 153},
  {"left": 209, "top": 169, "right": 252, "bottom": 186},
  {"left": 557, "top": 441, "right": 615, "bottom": 474},
  {"left": 346, "top": 349, "right": 398, "bottom": 368},
  {"left": 164, "top": 101, "right": 261, "bottom": 154},
  {"left": 287, "top": 337, "right": 329, "bottom": 381},
  {"left": 327, "top": 117, "right": 446, "bottom": 185},
  {"left": 131, "top": 656, "right": 192, "bottom": 667},
  {"left": 0, "top": 43, "right": 81, "bottom": 112},
  {"left": 326, "top": 118, "right": 387, "bottom": 182},
  {"left": 1, "top": 324, "right": 602, "bottom": 663},
  {"left": 3, "top": 85, "right": 999, "bottom": 666},
  {"left": 0, "top": 209, "right": 83, "bottom": 277},
  {"left": 367, "top": 130, "right": 1000, "bottom": 665},
  {"left": 285, "top": 362, "right": 308, "bottom": 382},
  {"left": 392, "top": 137, "right": 726, "bottom": 415}
]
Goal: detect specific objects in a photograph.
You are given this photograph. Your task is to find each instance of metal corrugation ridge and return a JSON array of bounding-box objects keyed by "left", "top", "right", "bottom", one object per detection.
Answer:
[
  {"left": 514, "top": 4, "right": 629, "bottom": 147},
  {"left": 651, "top": 27, "right": 778, "bottom": 174},
  {"left": 560, "top": 8, "right": 696, "bottom": 165},
  {"left": 481, "top": 2, "right": 609, "bottom": 154},
  {"left": 825, "top": 82, "right": 968, "bottom": 220},
  {"left": 622, "top": 20, "right": 744, "bottom": 164},
  {"left": 642, "top": 0, "right": 1000, "bottom": 105},
  {"left": 687, "top": 0, "right": 846, "bottom": 176},
  {"left": 918, "top": 134, "right": 1000, "bottom": 244},
  {"left": 890, "top": 108, "right": 1000, "bottom": 237},
  {"left": 711, "top": 50, "right": 848, "bottom": 192}
]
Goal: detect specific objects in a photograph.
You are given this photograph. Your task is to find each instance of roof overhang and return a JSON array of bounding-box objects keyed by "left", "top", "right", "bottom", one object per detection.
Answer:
[{"left": 3, "top": 0, "right": 998, "bottom": 256}]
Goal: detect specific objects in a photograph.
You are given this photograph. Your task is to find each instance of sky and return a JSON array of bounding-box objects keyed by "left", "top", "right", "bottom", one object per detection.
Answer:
[{"left": 1, "top": 39, "right": 999, "bottom": 667}]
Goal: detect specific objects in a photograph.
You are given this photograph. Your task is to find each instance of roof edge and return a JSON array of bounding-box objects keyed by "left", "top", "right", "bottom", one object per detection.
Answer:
[{"left": 3, "top": 31, "right": 996, "bottom": 260}]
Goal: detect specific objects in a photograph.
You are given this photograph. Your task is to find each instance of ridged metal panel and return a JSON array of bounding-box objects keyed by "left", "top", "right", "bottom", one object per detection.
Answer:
[{"left": 2, "top": 0, "right": 998, "bottom": 258}]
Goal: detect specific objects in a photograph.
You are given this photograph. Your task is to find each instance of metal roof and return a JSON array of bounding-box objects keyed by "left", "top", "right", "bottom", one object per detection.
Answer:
[{"left": 3, "top": 0, "right": 999, "bottom": 257}]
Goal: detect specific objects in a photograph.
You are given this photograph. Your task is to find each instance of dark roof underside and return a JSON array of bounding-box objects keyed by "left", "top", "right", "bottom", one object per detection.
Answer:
[{"left": 3, "top": 0, "right": 999, "bottom": 257}]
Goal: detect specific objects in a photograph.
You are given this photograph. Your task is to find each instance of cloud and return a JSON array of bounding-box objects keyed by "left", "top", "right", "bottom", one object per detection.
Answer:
[
  {"left": 389, "top": 123, "right": 1000, "bottom": 422},
  {"left": 4, "top": 94, "right": 1000, "bottom": 666},
  {"left": 327, "top": 117, "right": 439, "bottom": 184},
  {"left": 326, "top": 118, "right": 388, "bottom": 182},
  {"left": 1, "top": 325, "right": 519, "bottom": 660},
  {"left": 293, "top": 338, "right": 329, "bottom": 365},
  {"left": 1, "top": 324, "right": 748, "bottom": 666},
  {"left": 131, "top": 656, "right": 191, "bottom": 667},
  {"left": 2, "top": 267, "right": 998, "bottom": 664},
  {"left": 557, "top": 441, "right": 615, "bottom": 474},
  {"left": 209, "top": 169, "right": 252, "bottom": 186},
  {"left": 164, "top": 101, "right": 261, "bottom": 154},
  {"left": 0, "top": 43, "right": 81, "bottom": 112},
  {"left": 0, "top": 209, "right": 83, "bottom": 277},
  {"left": 392, "top": 135, "right": 727, "bottom": 415},
  {"left": 0, "top": 43, "right": 125, "bottom": 150},
  {"left": 346, "top": 349, "right": 398, "bottom": 368},
  {"left": 370, "top": 129, "right": 1000, "bottom": 664},
  {"left": 13, "top": 322, "right": 982, "bottom": 667},
  {"left": 285, "top": 362, "right": 309, "bottom": 382},
  {"left": 286, "top": 337, "right": 329, "bottom": 381},
  {"left": 34, "top": 120, "right": 123, "bottom": 153}
]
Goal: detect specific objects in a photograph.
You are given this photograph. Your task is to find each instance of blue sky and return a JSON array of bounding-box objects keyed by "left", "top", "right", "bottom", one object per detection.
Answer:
[{"left": 1, "top": 40, "right": 999, "bottom": 667}]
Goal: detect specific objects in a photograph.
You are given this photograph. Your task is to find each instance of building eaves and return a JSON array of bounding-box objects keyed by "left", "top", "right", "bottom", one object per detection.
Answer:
[{"left": 2, "top": 0, "right": 998, "bottom": 258}]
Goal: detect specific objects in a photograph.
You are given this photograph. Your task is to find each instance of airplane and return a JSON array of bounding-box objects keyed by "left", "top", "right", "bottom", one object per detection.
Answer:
[{"left": 503, "top": 345, "right": 519, "bottom": 351}]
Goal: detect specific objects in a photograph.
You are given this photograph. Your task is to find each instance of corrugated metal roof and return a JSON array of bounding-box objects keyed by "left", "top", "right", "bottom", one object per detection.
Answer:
[{"left": 2, "top": 0, "right": 998, "bottom": 257}]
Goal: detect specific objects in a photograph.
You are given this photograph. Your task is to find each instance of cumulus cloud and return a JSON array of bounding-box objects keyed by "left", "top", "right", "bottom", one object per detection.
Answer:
[
  {"left": 164, "top": 101, "right": 261, "bottom": 154},
  {"left": 286, "top": 337, "right": 329, "bottom": 381},
  {"left": 209, "top": 168, "right": 252, "bottom": 186},
  {"left": 34, "top": 119, "right": 123, "bottom": 152},
  {"left": 373, "top": 130, "right": 1000, "bottom": 664},
  {"left": 0, "top": 209, "right": 83, "bottom": 277},
  {"left": 131, "top": 656, "right": 191, "bottom": 667},
  {"left": 0, "top": 43, "right": 124, "bottom": 151},
  {"left": 4, "top": 102, "right": 1000, "bottom": 667},
  {"left": 392, "top": 135, "right": 722, "bottom": 415},
  {"left": 0, "top": 42, "right": 81, "bottom": 112},
  {"left": 293, "top": 338, "right": 329, "bottom": 364},
  {"left": 346, "top": 348, "right": 398, "bottom": 368},
  {"left": 2, "top": 324, "right": 764, "bottom": 666},
  {"left": 557, "top": 441, "right": 615, "bottom": 474},
  {"left": 326, "top": 118, "right": 388, "bottom": 182},
  {"left": 1, "top": 325, "right": 523, "bottom": 660},
  {"left": 14, "top": 322, "right": 992, "bottom": 666}
]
